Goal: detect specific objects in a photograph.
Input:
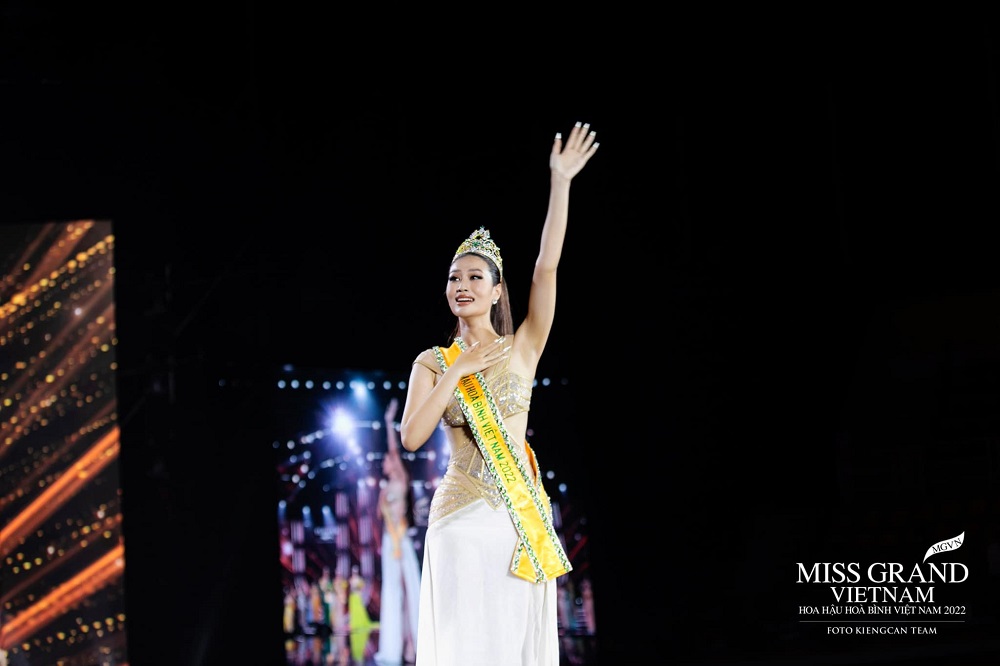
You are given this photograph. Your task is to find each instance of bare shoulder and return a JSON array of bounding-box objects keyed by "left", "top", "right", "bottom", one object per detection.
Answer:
[{"left": 504, "top": 332, "right": 540, "bottom": 382}]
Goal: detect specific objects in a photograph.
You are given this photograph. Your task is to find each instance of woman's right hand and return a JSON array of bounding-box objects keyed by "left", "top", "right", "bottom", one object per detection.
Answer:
[{"left": 452, "top": 339, "right": 510, "bottom": 378}]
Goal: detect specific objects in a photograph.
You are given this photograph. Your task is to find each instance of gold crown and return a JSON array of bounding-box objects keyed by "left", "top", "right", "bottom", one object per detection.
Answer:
[{"left": 453, "top": 226, "right": 503, "bottom": 279}]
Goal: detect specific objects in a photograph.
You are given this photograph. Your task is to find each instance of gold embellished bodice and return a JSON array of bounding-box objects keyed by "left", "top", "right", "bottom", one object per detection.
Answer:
[{"left": 412, "top": 348, "right": 533, "bottom": 524}]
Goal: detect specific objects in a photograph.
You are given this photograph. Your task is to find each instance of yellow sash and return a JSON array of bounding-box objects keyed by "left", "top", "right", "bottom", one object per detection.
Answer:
[
  {"left": 380, "top": 499, "right": 406, "bottom": 559},
  {"left": 435, "top": 340, "right": 572, "bottom": 583}
]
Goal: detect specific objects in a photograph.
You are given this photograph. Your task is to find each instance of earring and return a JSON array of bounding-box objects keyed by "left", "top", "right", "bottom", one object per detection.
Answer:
[{"left": 492, "top": 299, "right": 498, "bottom": 305}]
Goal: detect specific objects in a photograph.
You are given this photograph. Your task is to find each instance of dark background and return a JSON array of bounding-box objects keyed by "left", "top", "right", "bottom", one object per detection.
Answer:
[{"left": 4, "top": 7, "right": 1000, "bottom": 665}]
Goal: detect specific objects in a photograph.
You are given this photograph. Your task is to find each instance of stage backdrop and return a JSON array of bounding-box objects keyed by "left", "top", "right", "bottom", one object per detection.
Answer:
[
  {"left": 0, "top": 221, "right": 127, "bottom": 665},
  {"left": 267, "top": 366, "right": 597, "bottom": 665}
]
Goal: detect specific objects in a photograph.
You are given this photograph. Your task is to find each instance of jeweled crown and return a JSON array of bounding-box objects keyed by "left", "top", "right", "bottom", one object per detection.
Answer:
[{"left": 453, "top": 226, "right": 503, "bottom": 279}]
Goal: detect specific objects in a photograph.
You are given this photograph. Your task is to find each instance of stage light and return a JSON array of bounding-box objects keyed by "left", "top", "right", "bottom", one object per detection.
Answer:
[
  {"left": 349, "top": 379, "right": 368, "bottom": 398},
  {"left": 329, "top": 408, "right": 354, "bottom": 438}
]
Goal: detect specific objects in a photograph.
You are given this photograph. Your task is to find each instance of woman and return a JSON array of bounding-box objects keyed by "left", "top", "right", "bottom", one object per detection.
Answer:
[
  {"left": 374, "top": 397, "right": 421, "bottom": 665},
  {"left": 399, "top": 121, "right": 599, "bottom": 666}
]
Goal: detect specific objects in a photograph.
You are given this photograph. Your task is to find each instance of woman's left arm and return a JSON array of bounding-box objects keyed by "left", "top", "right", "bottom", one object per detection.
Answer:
[{"left": 518, "top": 121, "right": 599, "bottom": 360}]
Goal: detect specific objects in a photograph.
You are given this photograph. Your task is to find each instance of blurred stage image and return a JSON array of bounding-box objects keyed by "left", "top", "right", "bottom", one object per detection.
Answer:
[{"left": 268, "top": 368, "right": 597, "bottom": 665}]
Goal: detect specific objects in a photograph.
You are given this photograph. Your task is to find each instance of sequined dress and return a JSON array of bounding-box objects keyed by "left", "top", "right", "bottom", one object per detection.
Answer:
[{"left": 411, "top": 348, "right": 559, "bottom": 666}]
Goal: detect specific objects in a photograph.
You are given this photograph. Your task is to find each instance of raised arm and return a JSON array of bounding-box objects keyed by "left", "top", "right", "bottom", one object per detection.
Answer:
[
  {"left": 383, "top": 397, "right": 410, "bottom": 483},
  {"left": 517, "top": 121, "right": 599, "bottom": 360},
  {"left": 384, "top": 397, "right": 400, "bottom": 456}
]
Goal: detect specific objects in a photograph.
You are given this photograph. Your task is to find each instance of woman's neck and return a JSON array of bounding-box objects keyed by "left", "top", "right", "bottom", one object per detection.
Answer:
[{"left": 456, "top": 322, "right": 499, "bottom": 348}]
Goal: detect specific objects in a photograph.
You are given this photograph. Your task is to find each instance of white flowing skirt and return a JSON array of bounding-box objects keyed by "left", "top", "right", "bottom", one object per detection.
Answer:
[
  {"left": 374, "top": 529, "right": 422, "bottom": 665},
  {"left": 414, "top": 500, "right": 558, "bottom": 666}
]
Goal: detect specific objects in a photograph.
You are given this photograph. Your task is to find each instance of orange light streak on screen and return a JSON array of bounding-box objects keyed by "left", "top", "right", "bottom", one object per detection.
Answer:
[
  {"left": 0, "top": 543, "right": 125, "bottom": 647},
  {"left": 0, "top": 426, "right": 120, "bottom": 557},
  {"left": 0, "top": 512, "right": 123, "bottom": 605}
]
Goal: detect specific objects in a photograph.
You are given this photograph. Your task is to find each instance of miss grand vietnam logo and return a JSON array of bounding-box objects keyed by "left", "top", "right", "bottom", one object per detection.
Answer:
[{"left": 795, "top": 532, "right": 968, "bottom": 636}]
